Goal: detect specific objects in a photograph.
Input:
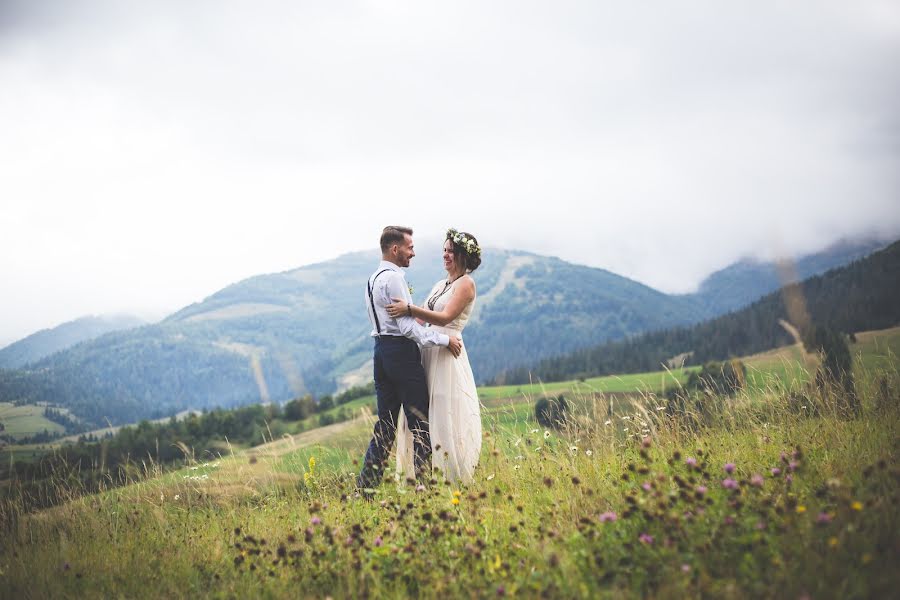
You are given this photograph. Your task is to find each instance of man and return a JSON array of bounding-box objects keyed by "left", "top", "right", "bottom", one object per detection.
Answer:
[{"left": 357, "top": 226, "right": 462, "bottom": 495}]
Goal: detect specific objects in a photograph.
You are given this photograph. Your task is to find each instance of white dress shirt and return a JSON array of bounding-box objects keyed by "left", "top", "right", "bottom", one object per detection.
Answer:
[{"left": 366, "top": 261, "right": 450, "bottom": 348}]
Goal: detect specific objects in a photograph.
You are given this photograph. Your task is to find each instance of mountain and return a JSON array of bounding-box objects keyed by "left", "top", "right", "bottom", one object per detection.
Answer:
[
  {"left": 0, "top": 237, "right": 889, "bottom": 428},
  {"left": 496, "top": 239, "right": 900, "bottom": 384},
  {"left": 0, "top": 314, "right": 146, "bottom": 369},
  {"left": 0, "top": 246, "right": 705, "bottom": 427},
  {"left": 688, "top": 238, "right": 887, "bottom": 314}
]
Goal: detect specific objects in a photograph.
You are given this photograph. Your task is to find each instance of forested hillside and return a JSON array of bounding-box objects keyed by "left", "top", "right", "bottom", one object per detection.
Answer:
[
  {"left": 0, "top": 247, "right": 703, "bottom": 427},
  {"left": 0, "top": 314, "right": 145, "bottom": 369},
  {"left": 495, "top": 239, "right": 900, "bottom": 384}
]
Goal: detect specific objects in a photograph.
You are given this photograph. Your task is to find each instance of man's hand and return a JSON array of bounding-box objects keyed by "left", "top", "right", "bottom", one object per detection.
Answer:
[{"left": 447, "top": 336, "right": 462, "bottom": 358}]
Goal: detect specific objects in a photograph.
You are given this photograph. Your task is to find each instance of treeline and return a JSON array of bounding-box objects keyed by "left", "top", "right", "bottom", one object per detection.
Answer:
[
  {"left": 2, "top": 384, "right": 376, "bottom": 511},
  {"left": 496, "top": 240, "right": 900, "bottom": 385}
]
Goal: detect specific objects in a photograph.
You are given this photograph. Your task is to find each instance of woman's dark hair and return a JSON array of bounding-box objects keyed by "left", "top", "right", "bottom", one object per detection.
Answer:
[{"left": 447, "top": 230, "right": 482, "bottom": 272}]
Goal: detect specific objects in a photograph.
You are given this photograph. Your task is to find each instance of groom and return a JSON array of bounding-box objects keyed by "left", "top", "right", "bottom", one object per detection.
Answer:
[{"left": 357, "top": 226, "right": 462, "bottom": 495}]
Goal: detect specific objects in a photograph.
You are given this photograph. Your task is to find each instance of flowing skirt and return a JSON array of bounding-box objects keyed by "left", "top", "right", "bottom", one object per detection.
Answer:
[{"left": 397, "top": 336, "right": 481, "bottom": 484}]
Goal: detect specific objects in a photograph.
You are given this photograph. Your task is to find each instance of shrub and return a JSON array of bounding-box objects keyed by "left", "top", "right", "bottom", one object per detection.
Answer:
[{"left": 535, "top": 395, "right": 568, "bottom": 428}]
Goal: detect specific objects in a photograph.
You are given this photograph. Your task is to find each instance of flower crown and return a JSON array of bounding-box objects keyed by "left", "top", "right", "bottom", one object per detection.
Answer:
[{"left": 447, "top": 228, "right": 481, "bottom": 256}]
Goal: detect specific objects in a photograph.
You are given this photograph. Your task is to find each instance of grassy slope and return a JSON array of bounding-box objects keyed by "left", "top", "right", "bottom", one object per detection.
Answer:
[
  {"left": 0, "top": 403, "right": 66, "bottom": 440},
  {"left": 1, "top": 328, "right": 898, "bottom": 598}
]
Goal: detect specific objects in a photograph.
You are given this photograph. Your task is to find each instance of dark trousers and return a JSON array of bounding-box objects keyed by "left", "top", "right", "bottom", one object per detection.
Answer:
[{"left": 357, "top": 336, "right": 431, "bottom": 489}]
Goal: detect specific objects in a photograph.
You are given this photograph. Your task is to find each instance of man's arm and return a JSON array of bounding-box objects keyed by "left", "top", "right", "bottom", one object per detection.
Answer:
[{"left": 383, "top": 273, "right": 457, "bottom": 352}]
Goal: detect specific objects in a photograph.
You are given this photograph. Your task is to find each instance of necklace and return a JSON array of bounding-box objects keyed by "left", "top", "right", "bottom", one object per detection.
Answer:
[{"left": 427, "top": 274, "right": 463, "bottom": 311}]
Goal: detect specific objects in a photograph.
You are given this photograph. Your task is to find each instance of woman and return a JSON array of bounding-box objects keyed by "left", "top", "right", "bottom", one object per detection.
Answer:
[{"left": 386, "top": 228, "right": 482, "bottom": 484}]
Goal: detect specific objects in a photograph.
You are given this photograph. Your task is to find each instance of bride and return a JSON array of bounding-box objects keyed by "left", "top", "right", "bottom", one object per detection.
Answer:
[{"left": 386, "top": 228, "right": 482, "bottom": 484}]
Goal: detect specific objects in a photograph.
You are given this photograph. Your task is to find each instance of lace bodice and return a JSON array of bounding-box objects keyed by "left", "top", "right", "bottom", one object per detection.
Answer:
[{"left": 424, "top": 276, "right": 475, "bottom": 334}]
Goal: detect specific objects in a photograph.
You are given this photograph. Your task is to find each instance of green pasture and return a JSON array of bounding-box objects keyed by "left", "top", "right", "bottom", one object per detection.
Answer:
[{"left": 0, "top": 402, "right": 66, "bottom": 440}]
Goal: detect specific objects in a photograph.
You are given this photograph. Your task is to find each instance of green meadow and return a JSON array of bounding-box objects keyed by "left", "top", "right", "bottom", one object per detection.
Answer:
[
  {"left": 0, "top": 403, "right": 66, "bottom": 441},
  {"left": 0, "top": 329, "right": 898, "bottom": 598}
]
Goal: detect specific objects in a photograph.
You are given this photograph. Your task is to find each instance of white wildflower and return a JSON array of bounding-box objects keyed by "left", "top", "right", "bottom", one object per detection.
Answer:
[{"left": 585, "top": 450, "right": 593, "bottom": 457}]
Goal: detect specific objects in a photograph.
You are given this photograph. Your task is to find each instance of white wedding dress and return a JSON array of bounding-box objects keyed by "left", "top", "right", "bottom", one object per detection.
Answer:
[{"left": 396, "top": 276, "right": 482, "bottom": 484}]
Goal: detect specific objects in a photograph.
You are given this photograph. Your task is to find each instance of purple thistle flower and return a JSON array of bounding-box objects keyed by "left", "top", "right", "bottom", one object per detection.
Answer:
[
  {"left": 771, "top": 467, "right": 782, "bottom": 476},
  {"left": 695, "top": 485, "right": 708, "bottom": 496},
  {"left": 724, "top": 515, "right": 736, "bottom": 526},
  {"left": 638, "top": 533, "right": 654, "bottom": 545},
  {"left": 599, "top": 511, "right": 618, "bottom": 523},
  {"left": 721, "top": 478, "right": 738, "bottom": 490},
  {"left": 415, "top": 484, "right": 426, "bottom": 492},
  {"left": 780, "top": 451, "right": 788, "bottom": 463},
  {"left": 816, "top": 512, "right": 833, "bottom": 525},
  {"left": 310, "top": 516, "right": 321, "bottom": 526},
  {"left": 724, "top": 463, "right": 736, "bottom": 474},
  {"left": 374, "top": 536, "right": 383, "bottom": 547},
  {"left": 685, "top": 457, "right": 698, "bottom": 468},
  {"left": 785, "top": 474, "right": 793, "bottom": 485},
  {"left": 642, "top": 482, "right": 652, "bottom": 492},
  {"left": 788, "top": 461, "right": 799, "bottom": 472},
  {"left": 750, "top": 474, "right": 764, "bottom": 487}
]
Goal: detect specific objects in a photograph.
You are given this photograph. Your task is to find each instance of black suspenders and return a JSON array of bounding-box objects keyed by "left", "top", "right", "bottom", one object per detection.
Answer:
[{"left": 367, "top": 269, "right": 392, "bottom": 335}]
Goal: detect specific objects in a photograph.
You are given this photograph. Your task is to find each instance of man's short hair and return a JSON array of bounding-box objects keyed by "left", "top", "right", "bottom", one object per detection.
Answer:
[{"left": 380, "top": 226, "right": 413, "bottom": 252}]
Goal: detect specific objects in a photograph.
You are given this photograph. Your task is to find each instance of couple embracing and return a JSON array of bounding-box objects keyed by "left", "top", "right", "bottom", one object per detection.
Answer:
[{"left": 357, "top": 225, "right": 482, "bottom": 496}]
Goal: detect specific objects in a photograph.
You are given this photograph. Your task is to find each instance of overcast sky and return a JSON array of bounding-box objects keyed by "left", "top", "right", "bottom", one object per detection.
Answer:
[{"left": 1, "top": 0, "right": 898, "bottom": 346}]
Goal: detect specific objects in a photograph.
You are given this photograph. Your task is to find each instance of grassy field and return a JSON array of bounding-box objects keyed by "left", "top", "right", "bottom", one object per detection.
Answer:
[
  {"left": 0, "top": 328, "right": 898, "bottom": 598},
  {"left": 0, "top": 403, "right": 66, "bottom": 440}
]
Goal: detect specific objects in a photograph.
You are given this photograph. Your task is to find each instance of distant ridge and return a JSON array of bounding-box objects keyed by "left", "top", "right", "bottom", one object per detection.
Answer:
[
  {"left": 0, "top": 314, "right": 146, "bottom": 369},
  {"left": 0, "top": 236, "right": 888, "bottom": 427},
  {"left": 495, "top": 239, "right": 900, "bottom": 385}
]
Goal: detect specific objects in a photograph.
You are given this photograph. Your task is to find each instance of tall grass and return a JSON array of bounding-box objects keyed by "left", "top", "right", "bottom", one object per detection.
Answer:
[{"left": 0, "top": 360, "right": 897, "bottom": 599}]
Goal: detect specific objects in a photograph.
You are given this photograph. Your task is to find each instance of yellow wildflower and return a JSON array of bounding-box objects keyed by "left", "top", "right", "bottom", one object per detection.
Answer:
[
  {"left": 795, "top": 505, "right": 806, "bottom": 514},
  {"left": 828, "top": 537, "right": 839, "bottom": 548},
  {"left": 451, "top": 497, "right": 460, "bottom": 506},
  {"left": 453, "top": 490, "right": 462, "bottom": 498},
  {"left": 851, "top": 501, "right": 863, "bottom": 511}
]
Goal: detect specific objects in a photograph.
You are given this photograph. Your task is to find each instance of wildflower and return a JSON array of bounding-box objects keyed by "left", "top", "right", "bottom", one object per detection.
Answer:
[
  {"left": 174, "top": 494, "right": 180, "bottom": 501},
  {"left": 685, "top": 457, "right": 698, "bottom": 468},
  {"left": 642, "top": 482, "right": 652, "bottom": 492},
  {"left": 604, "top": 420, "right": 612, "bottom": 426},
  {"left": 695, "top": 485, "right": 708, "bottom": 496},
  {"left": 599, "top": 512, "right": 617, "bottom": 522},
  {"left": 514, "top": 465, "right": 520, "bottom": 471},
  {"left": 374, "top": 536, "right": 383, "bottom": 547},
  {"left": 311, "top": 517, "right": 321, "bottom": 526},
  {"left": 851, "top": 501, "right": 863, "bottom": 511},
  {"left": 569, "top": 446, "right": 578, "bottom": 454},
  {"left": 795, "top": 505, "right": 806, "bottom": 514},
  {"left": 785, "top": 474, "right": 793, "bottom": 485},
  {"left": 544, "top": 431, "right": 551, "bottom": 439},
  {"left": 724, "top": 463, "right": 736, "bottom": 474},
  {"left": 681, "top": 563, "right": 691, "bottom": 573},
  {"left": 531, "top": 429, "right": 539, "bottom": 434},
  {"left": 755, "top": 520, "right": 766, "bottom": 530},
  {"left": 721, "top": 478, "right": 738, "bottom": 490},
  {"left": 816, "top": 512, "right": 833, "bottom": 525},
  {"left": 451, "top": 497, "right": 460, "bottom": 506},
  {"left": 771, "top": 467, "right": 781, "bottom": 476},
  {"left": 750, "top": 474, "right": 764, "bottom": 487},
  {"left": 828, "top": 537, "right": 838, "bottom": 548},
  {"left": 416, "top": 484, "right": 426, "bottom": 492},
  {"left": 586, "top": 450, "right": 593, "bottom": 457},
  {"left": 486, "top": 474, "right": 495, "bottom": 481},
  {"left": 638, "top": 533, "right": 654, "bottom": 545},
  {"left": 642, "top": 437, "right": 651, "bottom": 448},
  {"left": 788, "top": 461, "right": 799, "bottom": 472},
  {"left": 724, "top": 515, "right": 736, "bottom": 525},
  {"left": 656, "top": 406, "right": 666, "bottom": 411}
]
